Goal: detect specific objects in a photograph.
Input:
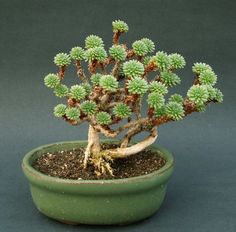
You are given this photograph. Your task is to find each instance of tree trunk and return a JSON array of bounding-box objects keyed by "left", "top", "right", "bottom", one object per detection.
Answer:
[
  {"left": 84, "top": 126, "right": 158, "bottom": 176},
  {"left": 83, "top": 125, "right": 100, "bottom": 168}
]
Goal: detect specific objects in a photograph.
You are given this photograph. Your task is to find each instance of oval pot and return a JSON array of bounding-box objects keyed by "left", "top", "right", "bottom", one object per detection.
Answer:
[{"left": 22, "top": 140, "right": 174, "bottom": 225}]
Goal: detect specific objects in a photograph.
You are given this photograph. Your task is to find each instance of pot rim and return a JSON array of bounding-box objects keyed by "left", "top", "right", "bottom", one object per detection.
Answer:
[{"left": 22, "top": 139, "right": 174, "bottom": 185}]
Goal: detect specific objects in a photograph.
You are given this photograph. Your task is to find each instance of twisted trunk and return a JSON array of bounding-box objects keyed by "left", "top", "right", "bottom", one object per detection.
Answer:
[
  {"left": 84, "top": 125, "right": 158, "bottom": 176},
  {"left": 104, "top": 127, "right": 158, "bottom": 159}
]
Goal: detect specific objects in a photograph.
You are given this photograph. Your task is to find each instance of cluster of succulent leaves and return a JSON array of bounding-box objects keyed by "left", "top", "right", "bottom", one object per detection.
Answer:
[
  {"left": 113, "top": 103, "right": 131, "bottom": 118},
  {"left": 44, "top": 20, "right": 223, "bottom": 126},
  {"left": 188, "top": 63, "right": 223, "bottom": 111}
]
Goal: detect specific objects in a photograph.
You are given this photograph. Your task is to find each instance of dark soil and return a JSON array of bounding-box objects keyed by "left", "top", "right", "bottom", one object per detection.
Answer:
[{"left": 32, "top": 143, "right": 166, "bottom": 180}]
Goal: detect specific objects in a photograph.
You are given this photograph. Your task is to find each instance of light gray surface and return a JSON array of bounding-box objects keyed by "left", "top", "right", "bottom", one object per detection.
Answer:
[{"left": 0, "top": 0, "right": 236, "bottom": 231}]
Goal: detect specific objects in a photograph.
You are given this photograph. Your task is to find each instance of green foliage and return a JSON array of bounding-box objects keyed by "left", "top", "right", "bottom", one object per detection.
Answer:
[
  {"left": 152, "top": 51, "right": 170, "bottom": 71},
  {"left": 147, "top": 92, "right": 165, "bottom": 109},
  {"left": 192, "top": 62, "right": 212, "bottom": 74},
  {"left": 112, "top": 20, "right": 129, "bottom": 33},
  {"left": 169, "top": 53, "right": 186, "bottom": 69},
  {"left": 54, "top": 104, "right": 67, "bottom": 117},
  {"left": 80, "top": 101, "right": 97, "bottom": 115},
  {"left": 127, "top": 76, "right": 148, "bottom": 95},
  {"left": 96, "top": 111, "right": 112, "bottom": 125},
  {"left": 160, "top": 71, "right": 181, "bottom": 87},
  {"left": 44, "top": 20, "right": 223, "bottom": 131},
  {"left": 187, "top": 85, "right": 209, "bottom": 105},
  {"left": 149, "top": 81, "right": 168, "bottom": 95},
  {"left": 99, "top": 75, "right": 118, "bottom": 91},
  {"left": 132, "top": 40, "right": 148, "bottom": 56},
  {"left": 196, "top": 103, "right": 206, "bottom": 112},
  {"left": 199, "top": 69, "right": 217, "bottom": 85},
  {"left": 206, "top": 85, "right": 216, "bottom": 100},
  {"left": 44, "top": 74, "right": 60, "bottom": 88},
  {"left": 154, "top": 106, "right": 166, "bottom": 118},
  {"left": 113, "top": 103, "right": 131, "bottom": 118},
  {"left": 206, "top": 86, "right": 223, "bottom": 103},
  {"left": 70, "top": 85, "right": 86, "bottom": 100},
  {"left": 141, "top": 38, "right": 155, "bottom": 53},
  {"left": 166, "top": 102, "right": 184, "bottom": 120},
  {"left": 54, "top": 84, "right": 69, "bottom": 98},
  {"left": 81, "top": 83, "right": 91, "bottom": 95},
  {"left": 123, "top": 60, "right": 144, "bottom": 78},
  {"left": 70, "top": 47, "right": 85, "bottom": 60},
  {"left": 65, "top": 107, "right": 80, "bottom": 120},
  {"left": 109, "top": 45, "right": 127, "bottom": 61},
  {"left": 143, "top": 56, "right": 151, "bottom": 66},
  {"left": 214, "top": 89, "right": 223, "bottom": 103},
  {"left": 169, "top": 94, "right": 184, "bottom": 104},
  {"left": 91, "top": 73, "right": 102, "bottom": 86},
  {"left": 54, "top": 53, "right": 71, "bottom": 67},
  {"left": 85, "top": 35, "right": 104, "bottom": 49},
  {"left": 85, "top": 47, "right": 107, "bottom": 62}
]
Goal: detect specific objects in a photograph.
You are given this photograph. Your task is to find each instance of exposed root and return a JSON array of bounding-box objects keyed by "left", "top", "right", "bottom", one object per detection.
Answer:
[
  {"left": 104, "top": 127, "right": 158, "bottom": 159},
  {"left": 84, "top": 127, "right": 158, "bottom": 177},
  {"left": 90, "top": 152, "right": 114, "bottom": 176}
]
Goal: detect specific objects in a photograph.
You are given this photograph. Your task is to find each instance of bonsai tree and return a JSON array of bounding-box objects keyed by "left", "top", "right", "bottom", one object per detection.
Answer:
[{"left": 44, "top": 20, "right": 223, "bottom": 176}]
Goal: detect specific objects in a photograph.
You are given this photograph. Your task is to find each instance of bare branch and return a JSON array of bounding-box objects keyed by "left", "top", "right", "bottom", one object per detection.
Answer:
[
  {"left": 120, "top": 124, "right": 141, "bottom": 148},
  {"left": 75, "top": 61, "right": 88, "bottom": 83},
  {"left": 103, "top": 127, "right": 158, "bottom": 158},
  {"left": 113, "top": 32, "right": 121, "bottom": 44},
  {"left": 58, "top": 66, "right": 66, "bottom": 80},
  {"left": 111, "top": 61, "right": 120, "bottom": 77},
  {"left": 88, "top": 116, "right": 150, "bottom": 138}
]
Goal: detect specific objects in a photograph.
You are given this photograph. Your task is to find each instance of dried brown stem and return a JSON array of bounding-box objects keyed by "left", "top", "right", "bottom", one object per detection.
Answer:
[
  {"left": 144, "top": 62, "right": 157, "bottom": 77},
  {"left": 58, "top": 66, "right": 66, "bottom": 80},
  {"left": 111, "top": 61, "right": 120, "bottom": 77},
  {"left": 127, "top": 49, "right": 135, "bottom": 58},
  {"left": 88, "top": 60, "right": 98, "bottom": 74},
  {"left": 183, "top": 99, "right": 197, "bottom": 115},
  {"left": 75, "top": 60, "right": 88, "bottom": 83},
  {"left": 113, "top": 32, "right": 121, "bottom": 44},
  {"left": 133, "top": 97, "right": 142, "bottom": 119}
]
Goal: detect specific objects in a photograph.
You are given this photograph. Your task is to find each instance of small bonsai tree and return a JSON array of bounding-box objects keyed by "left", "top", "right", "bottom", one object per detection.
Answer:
[{"left": 44, "top": 20, "right": 223, "bottom": 176}]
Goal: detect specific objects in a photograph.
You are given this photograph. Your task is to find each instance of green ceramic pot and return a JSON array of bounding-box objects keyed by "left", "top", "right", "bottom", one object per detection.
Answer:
[{"left": 22, "top": 140, "right": 174, "bottom": 225}]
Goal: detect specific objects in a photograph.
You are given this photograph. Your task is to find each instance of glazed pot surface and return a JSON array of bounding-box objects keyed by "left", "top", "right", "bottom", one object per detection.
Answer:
[{"left": 22, "top": 140, "right": 174, "bottom": 225}]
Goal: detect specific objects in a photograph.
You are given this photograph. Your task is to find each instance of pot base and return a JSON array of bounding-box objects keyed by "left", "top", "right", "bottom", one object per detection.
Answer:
[
  {"left": 22, "top": 140, "right": 174, "bottom": 225},
  {"left": 55, "top": 214, "right": 152, "bottom": 226},
  {"left": 57, "top": 219, "right": 80, "bottom": 225}
]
